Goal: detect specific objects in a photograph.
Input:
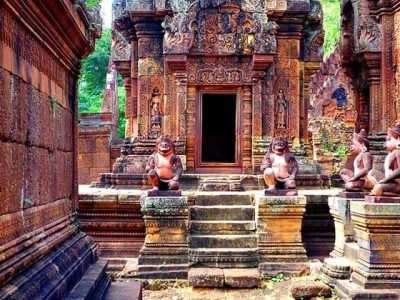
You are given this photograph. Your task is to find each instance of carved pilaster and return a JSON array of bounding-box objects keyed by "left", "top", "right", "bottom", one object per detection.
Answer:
[
  {"left": 176, "top": 74, "right": 188, "bottom": 141},
  {"left": 256, "top": 195, "right": 309, "bottom": 276},
  {"left": 349, "top": 201, "right": 400, "bottom": 289},
  {"left": 138, "top": 196, "right": 189, "bottom": 279},
  {"left": 363, "top": 52, "right": 382, "bottom": 133}
]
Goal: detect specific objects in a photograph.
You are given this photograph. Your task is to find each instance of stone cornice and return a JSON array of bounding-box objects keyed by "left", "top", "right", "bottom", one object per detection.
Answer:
[{"left": 3, "top": 0, "right": 98, "bottom": 74}]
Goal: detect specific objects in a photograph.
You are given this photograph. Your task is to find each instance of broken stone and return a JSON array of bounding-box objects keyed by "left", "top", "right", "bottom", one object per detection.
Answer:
[{"left": 290, "top": 280, "right": 331, "bottom": 299}]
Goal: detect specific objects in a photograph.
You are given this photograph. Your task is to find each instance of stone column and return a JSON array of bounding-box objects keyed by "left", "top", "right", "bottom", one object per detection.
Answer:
[
  {"left": 256, "top": 195, "right": 309, "bottom": 276},
  {"left": 138, "top": 196, "right": 189, "bottom": 279},
  {"left": 350, "top": 202, "right": 400, "bottom": 289}
]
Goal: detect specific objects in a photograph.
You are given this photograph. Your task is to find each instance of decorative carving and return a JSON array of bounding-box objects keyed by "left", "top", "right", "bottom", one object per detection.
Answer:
[
  {"left": 188, "top": 57, "right": 252, "bottom": 85},
  {"left": 162, "top": 1, "right": 277, "bottom": 55},
  {"left": 275, "top": 89, "right": 288, "bottom": 130},
  {"left": 303, "top": 0, "right": 324, "bottom": 61},
  {"left": 358, "top": 16, "right": 382, "bottom": 52},
  {"left": 149, "top": 88, "right": 163, "bottom": 139}
]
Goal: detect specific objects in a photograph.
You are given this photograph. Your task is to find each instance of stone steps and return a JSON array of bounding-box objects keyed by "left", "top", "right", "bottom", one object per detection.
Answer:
[
  {"left": 193, "top": 193, "right": 253, "bottom": 205},
  {"left": 190, "top": 220, "right": 256, "bottom": 232},
  {"left": 188, "top": 268, "right": 260, "bottom": 288},
  {"left": 190, "top": 206, "right": 255, "bottom": 221},
  {"left": 66, "top": 258, "right": 111, "bottom": 300},
  {"left": 104, "top": 282, "right": 142, "bottom": 300},
  {"left": 189, "top": 248, "right": 258, "bottom": 268},
  {"left": 188, "top": 193, "right": 259, "bottom": 286},
  {"left": 198, "top": 177, "right": 244, "bottom": 191},
  {"left": 137, "top": 264, "right": 189, "bottom": 279},
  {"left": 190, "top": 234, "right": 257, "bottom": 248}
]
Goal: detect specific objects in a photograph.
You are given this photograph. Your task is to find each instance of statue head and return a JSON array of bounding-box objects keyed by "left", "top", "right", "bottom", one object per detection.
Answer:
[
  {"left": 386, "top": 123, "right": 400, "bottom": 151},
  {"left": 156, "top": 137, "right": 175, "bottom": 156},
  {"left": 269, "top": 137, "right": 290, "bottom": 155},
  {"left": 352, "top": 129, "right": 369, "bottom": 154}
]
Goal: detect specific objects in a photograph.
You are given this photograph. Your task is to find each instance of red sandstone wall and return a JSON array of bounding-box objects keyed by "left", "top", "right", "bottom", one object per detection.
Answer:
[
  {"left": 0, "top": 0, "right": 97, "bottom": 288},
  {"left": 394, "top": 11, "right": 400, "bottom": 122}
]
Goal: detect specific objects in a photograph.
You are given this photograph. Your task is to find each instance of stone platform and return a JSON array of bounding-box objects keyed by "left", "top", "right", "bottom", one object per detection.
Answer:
[
  {"left": 78, "top": 186, "right": 145, "bottom": 257},
  {"left": 92, "top": 173, "right": 331, "bottom": 191}
]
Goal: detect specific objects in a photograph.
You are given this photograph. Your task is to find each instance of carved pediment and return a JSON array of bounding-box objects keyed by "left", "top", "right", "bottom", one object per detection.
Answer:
[{"left": 162, "top": 0, "right": 278, "bottom": 55}]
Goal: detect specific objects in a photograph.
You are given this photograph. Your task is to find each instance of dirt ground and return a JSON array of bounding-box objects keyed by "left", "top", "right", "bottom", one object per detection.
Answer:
[{"left": 115, "top": 275, "right": 338, "bottom": 300}]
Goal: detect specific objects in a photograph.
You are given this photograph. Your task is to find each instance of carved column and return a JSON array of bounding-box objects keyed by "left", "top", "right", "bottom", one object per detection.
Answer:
[
  {"left": 256, "top": 195, "right": 309, "bottom": 275},
  {"left": 252, "top": 55, "right": 274, "bottom": 172},
  {"left": 242, "top": 86, "right": 253, "bottom": 173},
  {"left": 364, "top": 53, "right": 382, "bottom": 133},
  {"left": 138, "top": 196, "right": 189, "bottom": 279},
  {"left": 134, "top": 21, "right": 164, "bottom": 139},
  {"left": 176, "top": 74, "right": 187, "bottom": 141}
]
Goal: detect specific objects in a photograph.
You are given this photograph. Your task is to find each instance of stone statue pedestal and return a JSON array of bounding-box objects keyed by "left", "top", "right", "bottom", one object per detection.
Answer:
[
  {"left": 365, "top": 195, "right": 400, "bottom": 203},
  {"left": 256, "top": 194, "right": 309, "bottom": 276},
  {"left": 338, "top": 191, "right": 368, "bottom": 199},
  {"left": 147, "top": 190, "right": 182, "bottom": 197},
  {"left": 138, "top": 196, "right": 189, "bottom": 279},
  {"left": 264, "top": 189, "right": 298, "bottom": 196},
  {"left": 336, "top": 201, "right": 400, "bottom": 298}
]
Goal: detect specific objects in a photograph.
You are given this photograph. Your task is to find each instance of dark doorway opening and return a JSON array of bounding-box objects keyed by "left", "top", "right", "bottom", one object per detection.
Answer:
[{"left": 201, "top": 94, "right": 236, "bottom": 163}]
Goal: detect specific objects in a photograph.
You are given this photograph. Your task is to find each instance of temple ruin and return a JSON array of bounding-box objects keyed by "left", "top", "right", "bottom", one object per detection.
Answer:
[{"left": 2, "top": 0, "right": 400, "bottom": 299}]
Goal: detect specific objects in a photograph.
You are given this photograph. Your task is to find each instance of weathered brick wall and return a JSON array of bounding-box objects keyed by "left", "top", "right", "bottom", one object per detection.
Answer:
[{"left": 0, "top": 0, "right": 99, "bottom": 296}]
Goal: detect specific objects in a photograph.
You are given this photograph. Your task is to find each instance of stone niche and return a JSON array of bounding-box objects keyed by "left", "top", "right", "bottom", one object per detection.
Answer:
[
  {"left": 108, "top": 0, "right": 324, "bottom": 176},
  {"left": 0, "top": 0, "right": 111, "bottom": 298}
]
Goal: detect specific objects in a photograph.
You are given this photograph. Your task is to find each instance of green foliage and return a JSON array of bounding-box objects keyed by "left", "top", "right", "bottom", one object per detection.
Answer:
[
  {"left": 334, "top": 143, "right": 348, "bottom": 159},
  {"left": 85, "top": 0, "right": 102, "bottom": 8},
  {"left": 78, "top": 28, "right": 111, "bottom": 113},
  {"left": 321, "top": 0, "right": 341, "bottom": 57},
  {"left": 117, "top": 82, "right": 127, "bottom": 139},
  {"left": 271, "top": 274, "right": 285, "bottom": 283},
  {"left": 78, "top": 28, "right": 127, "bottom": 138}
]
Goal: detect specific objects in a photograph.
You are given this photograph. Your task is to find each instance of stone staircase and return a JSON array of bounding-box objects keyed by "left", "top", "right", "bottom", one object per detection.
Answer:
[
  {"left": 188, "top": 193, "right": 260, "bottom": 288},
  {"left": 198, "top": 176, "right": 244, "bottom": 191}
]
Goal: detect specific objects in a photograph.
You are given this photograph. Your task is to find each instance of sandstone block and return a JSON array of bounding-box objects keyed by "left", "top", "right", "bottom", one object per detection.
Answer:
[
  {"left": 188, "top": 268, "right": 224, "bottom": 287},
  {"left": 223, "top": 268, "right": 260, "bottom": 288},
  {"left": 290, "top": 281, "right": 331, "bottom": 299}
]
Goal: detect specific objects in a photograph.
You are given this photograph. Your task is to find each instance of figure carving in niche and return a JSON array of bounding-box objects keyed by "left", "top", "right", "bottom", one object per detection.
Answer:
[
  {"left": 275, "top": 89, "right": 288, "bottom": 129},
  {"left": 146, "top": 137, "right": 183, "bottom": 191},
  {"left": 339, "top": 129, "right": 373, "bottom": 192},
  {"left": 260, "top": 137, "right": 298, "bottom": 193},
  {"left": 332, "top": 87, "right": 348, "bottom": 107},
  {"left": 367, "top": 124, "right": 400, "bottom": 196},
  {"left": 149, "top": 88, "right": 163, "bottom": 139}
]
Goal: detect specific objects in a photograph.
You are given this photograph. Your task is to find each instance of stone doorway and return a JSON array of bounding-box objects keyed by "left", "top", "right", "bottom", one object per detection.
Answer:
[{"left": 196, "top": 92, "right": 240, "bottom": 172}]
